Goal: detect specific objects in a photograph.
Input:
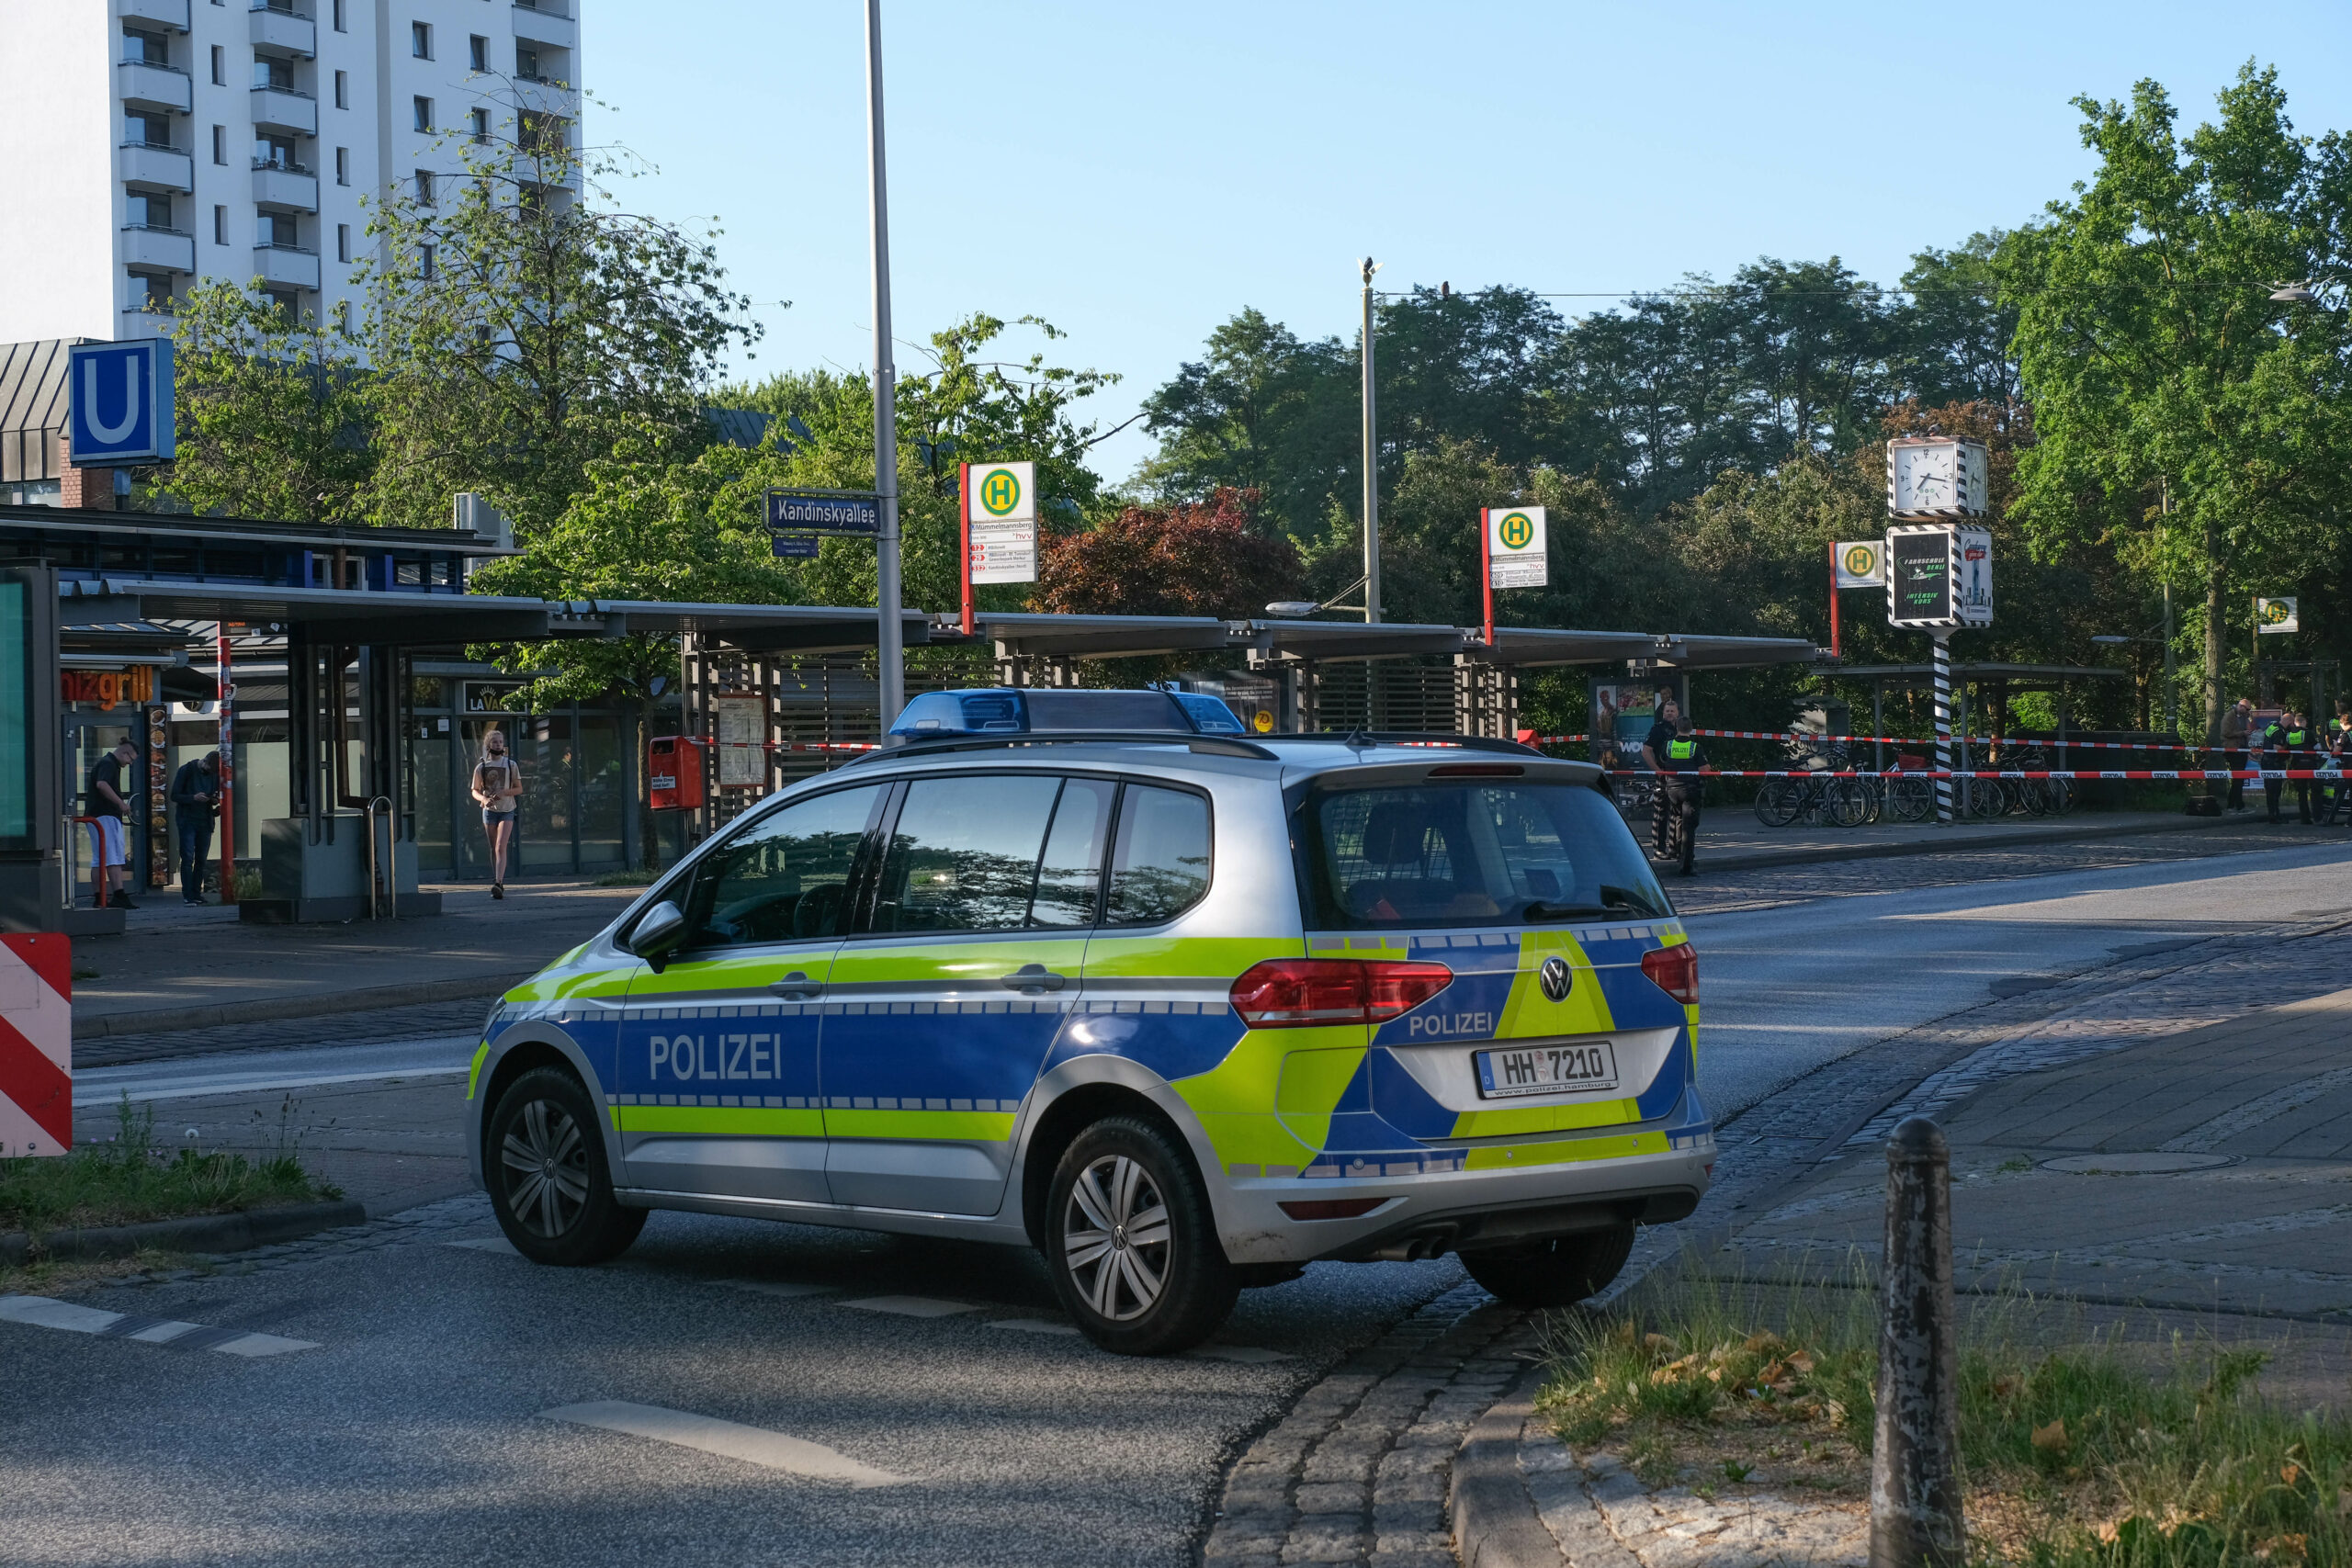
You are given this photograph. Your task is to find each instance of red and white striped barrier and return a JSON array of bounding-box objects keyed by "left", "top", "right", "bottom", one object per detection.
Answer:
[
  {"left": 1533, "top": 727, "right": 2247, "bottom": 754},
  {"left": 1646, "top": 768, "right": 2346, "bottom": 781},
  {"left": 0, "top": 934, "right": 73, "bottom": 1157}
]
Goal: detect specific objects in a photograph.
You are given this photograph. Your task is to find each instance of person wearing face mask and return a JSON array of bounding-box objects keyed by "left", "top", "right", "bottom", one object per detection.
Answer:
[{"left": 471, "top": 730, "right": 522, "bottom": 898}]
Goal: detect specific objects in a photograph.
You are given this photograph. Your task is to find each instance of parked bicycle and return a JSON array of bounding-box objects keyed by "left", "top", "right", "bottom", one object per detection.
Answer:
[{"left": 1754, "top": 739, "right": 1873, "bottom": 828}]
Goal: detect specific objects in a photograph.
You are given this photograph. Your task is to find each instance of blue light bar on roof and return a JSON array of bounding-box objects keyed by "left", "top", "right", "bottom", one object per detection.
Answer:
[{"left": 889, "top": 688, "right": 1245, "bottom": 739}]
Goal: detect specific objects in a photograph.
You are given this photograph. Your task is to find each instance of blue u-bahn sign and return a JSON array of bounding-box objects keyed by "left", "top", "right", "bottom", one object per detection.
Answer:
[{"left": 68, "top": 339, "right": 175, "bottom": 464}]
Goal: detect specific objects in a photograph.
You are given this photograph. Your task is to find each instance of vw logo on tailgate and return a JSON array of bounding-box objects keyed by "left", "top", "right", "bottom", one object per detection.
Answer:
[{"left": 1538, "top": 955, "right": 1573, "bottom": 1003}]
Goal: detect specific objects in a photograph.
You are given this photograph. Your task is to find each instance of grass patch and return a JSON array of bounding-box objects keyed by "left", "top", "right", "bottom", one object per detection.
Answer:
[
  {"left": 1537, "top": 1259, "right": 2352, "bottom": 1565},
  {"left": 0, "top": 1096, "right": 338, "bottom": 1243},
  {"left": 593, "top": 868, "right": 662, "bottom": 887}
]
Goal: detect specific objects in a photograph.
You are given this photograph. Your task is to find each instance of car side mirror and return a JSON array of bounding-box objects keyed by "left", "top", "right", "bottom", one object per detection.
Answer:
[{"left": 628, "top": 900, "right": 688, "bottom": 973}]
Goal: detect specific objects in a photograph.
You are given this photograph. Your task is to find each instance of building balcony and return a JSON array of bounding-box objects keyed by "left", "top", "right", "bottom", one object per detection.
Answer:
[
  {"left": 117, "top": 60, "right": 192, "bottom": 114},
  {"left": 119, "top": 141, "right": 195, "bottom": 192},
  {"left": 122, "top": 225, "right": 197, "bottom": 274},
  {"left": 118, "top": 308, "right": 175, "bottom": 340},
  {"left": 122, "top": 0, "right": 193, "bottom": 31},
  {"left": 249, "top": 5, "right": 316, "bottom": 59},
  {"left": 511, "top": 2, "right": 576, "bottom": 48},
  {"left": 512, "top": 76, "right": 576, "bottom": 117},
  {"left": 254, "top": 243, "right": 321, "bottom": 290},
  {"left": 253, "top": 161, "right": 319, "bottom": 212},
  {"left": 250, "top": 85, "right": 317, "bottom": 134},
  {"left": 121, "top": 0, "right": 190, "bottom": 31}
]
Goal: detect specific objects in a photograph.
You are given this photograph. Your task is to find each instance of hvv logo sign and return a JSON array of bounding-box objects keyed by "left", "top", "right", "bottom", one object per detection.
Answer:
[{"left": 68, "top": 340, "right": 175, "bottom": 464}]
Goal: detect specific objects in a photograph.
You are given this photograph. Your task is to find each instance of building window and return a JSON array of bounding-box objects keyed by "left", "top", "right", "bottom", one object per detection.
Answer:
[
  {"left": 334, "top": 69, "right": 347, "bottom": 108},
  {"left": 211, "top": 125, "right": 226, "bottom": 164},
  {"left": 470, "top": 107, "right": 490, "bottom": 144},
  {"left": 332, "top": 0, "right": 345, "bottom": 30},
  {"left": 469, "top": 35, "right": 487, "bottom": 73},
  {"left": 414, "top": 169, "right": 435, "bottom": 207},
  {"left": 255, "top": 132, "right": 297, "bottom": 170},
  {"left": 413, "top": 96, "right": 434, "bottom": 132},
  {"left": 253, "top": 56, "right": 294, "bottom": 91},
  {"left": 141, "top": 275, "right": 175, "bottom": 312},
  {"left": 418, "top": 244, "right": 436, "bottom": 280},
  {"left": 213, "top": 206, "right": 227, "bottom": 245},
  {"left": 127, "top": 192, "right": 173, "bottom": 231},
  {"left": 337, "top": 223, "right": 351, "bottom": 263},
  {"left": 335, "top": 146, "right": 349, "bottom": 185},
  {"left": 122, "top": 27, "right": 169, "bottom": 66},
  {"left": 412, "top": 22, "right": 432, "bottom": 59},
  {"left": 336, "top": 299, "right": 353, "bottom": 333},
  {"left": 209, "top": 45, "right": 224, "bottom": 85},
  {"left": 257, "top": 211, "right": 299, "bottom": 250}
]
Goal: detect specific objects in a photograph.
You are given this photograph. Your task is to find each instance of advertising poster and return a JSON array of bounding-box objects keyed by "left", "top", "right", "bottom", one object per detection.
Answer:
[{"left": 1589, "top": 680, "right": 1681, "bottom": 770}]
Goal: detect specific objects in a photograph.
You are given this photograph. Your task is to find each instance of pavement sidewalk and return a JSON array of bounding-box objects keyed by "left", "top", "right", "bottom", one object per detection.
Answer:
[
  {"left": 1445, "top": 925, "right": 2352, "bottom": 1568},
  {"left": 1663, "top": 804, "right": 2334, "bottom": 874},
  {"left": 65, "top": 878, "right": 639, "bottom": 1040}
]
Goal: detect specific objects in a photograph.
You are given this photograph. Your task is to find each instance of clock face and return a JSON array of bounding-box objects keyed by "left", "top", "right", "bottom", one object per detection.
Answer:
[{"left": 1897, "top": 446, "right": 1955, "bottom": 511}]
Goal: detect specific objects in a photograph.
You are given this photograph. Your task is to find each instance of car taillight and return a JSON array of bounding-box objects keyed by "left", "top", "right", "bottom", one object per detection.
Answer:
[
  {"left": 1641, "top": 942, "right": 1699, "bottom": 1006},
  {"left": 1229, "top": 959, "right": 1453, "bottom": 1028}
]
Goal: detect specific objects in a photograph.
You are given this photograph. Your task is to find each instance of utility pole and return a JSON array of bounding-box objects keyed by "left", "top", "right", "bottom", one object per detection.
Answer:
[
  {"left": 1360, "top": 258, "right": 1381, "bottom": 625},
  {"left": 2159, "top": 480, "right": 2177, "bottom": 734},
  {"left": 865, "top": 0, "right": 905, "bottom": 729}
]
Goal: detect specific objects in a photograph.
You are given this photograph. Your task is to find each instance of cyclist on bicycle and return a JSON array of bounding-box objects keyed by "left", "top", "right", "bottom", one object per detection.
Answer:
[{"left": 1643, "top": 697, "right": 1711, "bottom": 876}]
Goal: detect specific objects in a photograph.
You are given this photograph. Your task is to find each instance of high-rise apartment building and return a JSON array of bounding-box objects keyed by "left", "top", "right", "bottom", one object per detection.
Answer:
[{"left": 0, "top": 0, "right": 582, "bottom": 345}]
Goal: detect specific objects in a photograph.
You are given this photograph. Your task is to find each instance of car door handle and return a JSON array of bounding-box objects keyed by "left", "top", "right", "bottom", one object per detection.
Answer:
[
  {"left": 768, "top": 971, "right": 824, "bottom": 1001},
  {"left": 1001, "top": 964, "right": 1069, "bottom": 995}
]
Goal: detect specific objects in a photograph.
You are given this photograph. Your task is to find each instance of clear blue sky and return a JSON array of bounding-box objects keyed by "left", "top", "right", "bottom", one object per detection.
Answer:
[{"left": 590, "top": 1, "right": 2352, "bottom": 482}]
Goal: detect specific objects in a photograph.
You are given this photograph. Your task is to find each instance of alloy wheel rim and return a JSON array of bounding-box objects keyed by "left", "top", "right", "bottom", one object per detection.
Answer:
[
  {"left": 500, "top": 1098, "right": 589, "bottom": 1239},
  {"left": 1063, "top": 1154, "right": 1172, "bottom": 1322}
]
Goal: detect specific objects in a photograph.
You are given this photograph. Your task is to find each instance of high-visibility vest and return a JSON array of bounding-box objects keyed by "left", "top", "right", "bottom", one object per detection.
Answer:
[{"left": 1667, "top": 739, "right": 1698, "bottom": 761}]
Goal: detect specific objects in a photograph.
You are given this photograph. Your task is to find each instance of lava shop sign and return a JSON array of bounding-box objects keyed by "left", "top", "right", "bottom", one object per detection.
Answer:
[
  {"left": 1886, "top": 525, "right": 1992, "bottom": 630},
  {"left": 1485, "top": 506, "right": 1547, "bottom": 589}
]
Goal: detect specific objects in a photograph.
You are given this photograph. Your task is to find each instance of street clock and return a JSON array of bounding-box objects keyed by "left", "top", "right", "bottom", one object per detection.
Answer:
[{"left": 1886, "top": 437, "right": 1989, "bottom": 520}]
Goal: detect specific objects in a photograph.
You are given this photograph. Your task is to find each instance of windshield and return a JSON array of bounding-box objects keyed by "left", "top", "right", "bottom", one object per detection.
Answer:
[{"left": 1301, "top": 780, "right": 1670, "bottom": 929}]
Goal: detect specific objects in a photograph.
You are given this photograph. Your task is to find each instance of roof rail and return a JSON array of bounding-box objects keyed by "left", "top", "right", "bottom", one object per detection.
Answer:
[
  {"left": 1286, "top": 731, "right": 1547, "bottom": 758},
  {"left": 850, "top": 729, "right": 1281, "bottom": 764}
]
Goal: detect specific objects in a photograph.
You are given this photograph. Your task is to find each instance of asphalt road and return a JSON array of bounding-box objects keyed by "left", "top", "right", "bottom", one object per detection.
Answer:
[{"left": 6, "top": 828, "right": 2350, "bottom": 1565}]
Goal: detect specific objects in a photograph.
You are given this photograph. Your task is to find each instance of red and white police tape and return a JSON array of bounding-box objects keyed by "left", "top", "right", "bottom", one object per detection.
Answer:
[
  {"left": 0, "top": 933, "right": 73, "bottom": 1157},
  {"left": 1530, "top": 728, "right": 2261, "bottom": 754},
  {"left": 1646, "top": 768, "right": 2345, "bottom": 780}
]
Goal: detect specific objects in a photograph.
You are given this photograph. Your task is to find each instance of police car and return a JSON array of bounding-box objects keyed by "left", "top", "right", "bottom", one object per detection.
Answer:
[{"left": 467, "top": 690, "right": 1713, "bottom": 1355}]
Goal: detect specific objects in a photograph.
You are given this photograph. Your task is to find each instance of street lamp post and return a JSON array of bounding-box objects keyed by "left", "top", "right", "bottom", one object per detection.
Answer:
[
  {"left": 865, "top": 0, "right": 905, "bottom": 731},
  {"left": 1360, "top": 258, "right": 1381, "bottom": 626}
]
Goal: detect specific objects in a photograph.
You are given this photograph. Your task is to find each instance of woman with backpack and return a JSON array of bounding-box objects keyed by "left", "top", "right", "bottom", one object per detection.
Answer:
[{"left": 471, "top": 730, "right": 523, "bottom": 898}]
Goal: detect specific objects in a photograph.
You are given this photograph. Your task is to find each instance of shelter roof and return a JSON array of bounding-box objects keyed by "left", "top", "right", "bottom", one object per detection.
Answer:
[
  {"left": 1479, "top": 627, "right": 1822, "bottom": 670},
  {"left": 1830, "top": 661, "right": 2129, "bottom": 685}
]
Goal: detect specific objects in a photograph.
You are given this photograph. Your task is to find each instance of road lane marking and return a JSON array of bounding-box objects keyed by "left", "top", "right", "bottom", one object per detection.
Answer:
[
  {"left": 987, "top": 1316, "right": 1080, "bottom": 1337},
  {"left": 0, "top": 1294, "right": 317, "bottom": 1357},
  {"left": 718, "top": 1279, "right": 834, "bottom": 1300},
  {"left": 540, "top": 1401, "right": 906, "bottom": 1486},
  {"left": 839, "top": 1294, "right": 981, "bottom": 1317}
]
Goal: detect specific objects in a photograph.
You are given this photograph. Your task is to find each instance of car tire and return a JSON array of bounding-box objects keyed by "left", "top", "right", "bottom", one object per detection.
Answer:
[
  {"left": 487, "top": 1066, "right": 646, "bottom": 1267},
  {"left": 1044, "top": 1115, "right": 1238, "bottom": 1356},
  {"left": 1459, "top": 1222, "right": 1636, "bottom": 1309}
]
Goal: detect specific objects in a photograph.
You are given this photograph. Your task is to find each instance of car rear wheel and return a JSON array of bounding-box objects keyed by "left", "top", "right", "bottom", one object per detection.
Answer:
[
  {"left": 1459, "top": 1222, "right": 1636, "bottom": 1309},
  {"left": 488, "top": 1066, "right": 646, "bottom": 1267},
  {"left": 1045, "top": 1115, "right": 1238, "bottom": 1356}
]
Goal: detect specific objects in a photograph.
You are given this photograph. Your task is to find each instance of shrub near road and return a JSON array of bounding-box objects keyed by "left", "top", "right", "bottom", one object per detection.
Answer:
[
  {"left": 0, "top": 1098, "right": 334, "bottom": 1245},
  {"left": 1537, "top": 1266, "right": 2352, "bottom": 1565}
]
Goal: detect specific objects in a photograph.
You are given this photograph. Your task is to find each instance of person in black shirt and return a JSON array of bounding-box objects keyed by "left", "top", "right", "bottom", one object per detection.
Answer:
[
  {"left": 169, "top": 750, "right": 221, "bottom": 905},
  {"left": 85, "top": 739, "right": 139, "bottom": 910},
  {"left": 1641, "top": 698, "right": 1708, "bottom": 875}
]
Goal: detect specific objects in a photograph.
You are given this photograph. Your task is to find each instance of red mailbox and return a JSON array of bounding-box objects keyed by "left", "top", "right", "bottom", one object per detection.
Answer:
[{"left": 649, "top": 736, "right": 706, "bottom": 812}]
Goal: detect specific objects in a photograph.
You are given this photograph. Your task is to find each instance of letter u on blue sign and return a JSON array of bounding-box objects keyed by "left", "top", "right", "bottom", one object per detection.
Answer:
[{"left": 68, "top": 340, "right": 175, "bottom": 464}]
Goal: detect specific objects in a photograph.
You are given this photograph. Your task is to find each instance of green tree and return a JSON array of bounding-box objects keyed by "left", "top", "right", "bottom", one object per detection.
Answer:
[
  {"left": 1998, "top": 64, "right": 2352, "bottom": 739},
  {"left": 358, "top": 96, "right": 763, "bottom": 535},
  {"left": 154, "top": 279, "right": 375, "bottom": 523}
]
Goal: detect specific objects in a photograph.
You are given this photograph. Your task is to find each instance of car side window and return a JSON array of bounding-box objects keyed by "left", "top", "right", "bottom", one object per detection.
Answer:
[
  {"left": 870, "top": 774, "right": 1063, "bottom": 933},
  {"left": 680, "top": 784, "right": 881, "bottom": 951},
  {"left": 1104, "top": 784, "right": 1211, "bottom": 925},
  {"left": 1029, "top": 777, "right": 1115, "bottom": 928}
]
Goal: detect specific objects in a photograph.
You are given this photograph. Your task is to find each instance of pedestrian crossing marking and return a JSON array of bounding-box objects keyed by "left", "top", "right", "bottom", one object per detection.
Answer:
[
  {"left": 541, "top": 1400, "right": 907, "bottom": 1486},
  {"left": 0, "top": 1294, "right": 317, "bottom": 1358}
]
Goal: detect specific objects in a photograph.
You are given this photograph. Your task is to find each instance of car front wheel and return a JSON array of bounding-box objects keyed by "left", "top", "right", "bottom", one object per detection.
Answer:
[
  {"left": 1045, "top": 1115, "right": 1238, "bottom": 1356},
  {"left": 1459, "top": 1222, "right": 1636, "bottom": 1309},
  {"left": 487, "top": 1066, "right": 646, "bottom": 1266}
]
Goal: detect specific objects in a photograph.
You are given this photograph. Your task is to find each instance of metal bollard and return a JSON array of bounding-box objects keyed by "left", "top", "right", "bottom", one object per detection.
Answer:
[{"left": 1869, "top": 1116, "right": 1964, "bottom": 1568}]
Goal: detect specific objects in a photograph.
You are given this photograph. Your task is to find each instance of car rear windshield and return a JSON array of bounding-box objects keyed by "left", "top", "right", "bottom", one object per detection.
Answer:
[{"left": 1300, "top": 780, "right": 1670, "bottom": 929}]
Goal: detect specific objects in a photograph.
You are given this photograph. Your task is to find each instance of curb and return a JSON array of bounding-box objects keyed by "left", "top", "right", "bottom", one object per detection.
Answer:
[
  {"left": 1452, "top": 1369, "right": 1559, "bottom": 1568},
  {"left": 71, "top": 973, "right": 531, "bottom": 1042},
  {"left": 1680, "top": 810, "right": 2256, "bottom": 875},
  {"left": 0, "top": 1199, "right": 369, "bottom": 1266}
]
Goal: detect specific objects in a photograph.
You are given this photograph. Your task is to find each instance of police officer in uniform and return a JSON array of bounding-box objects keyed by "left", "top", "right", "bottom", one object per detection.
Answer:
[
  {"left": 2324, "top": 702, "right": 2351, "bottom": 825},
  {"left": 2263, "top": 709, "right": 2317, "bottom": 824},
  {"left": 1642, "top": 697, "right": 1707, "bottom": 875}
]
